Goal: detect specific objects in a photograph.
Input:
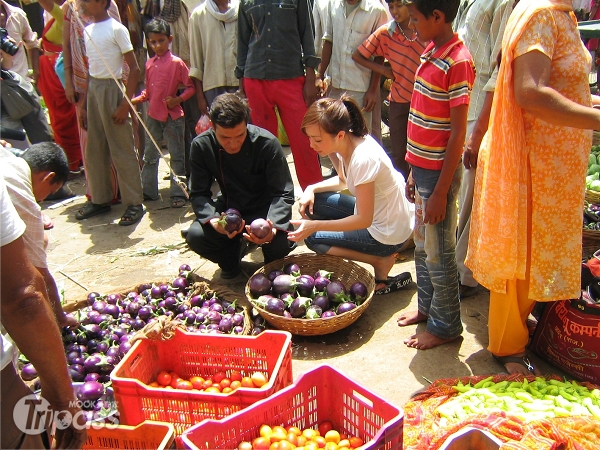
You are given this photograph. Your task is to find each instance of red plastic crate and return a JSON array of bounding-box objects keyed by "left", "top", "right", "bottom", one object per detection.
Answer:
[
  {"left": 181, "top": 365, "right": 403, "bottom": 450},
  {"left": 83, "top": 421, "right": 175, "bottom": 449},
  {"left": 110, "top": 329, "right": 293, "bottom": 435}
]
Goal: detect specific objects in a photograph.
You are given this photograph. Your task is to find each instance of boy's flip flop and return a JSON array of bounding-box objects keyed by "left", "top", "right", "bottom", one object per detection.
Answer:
[{"left": 374, "top": 272, "right": 413, "bottom": 295}]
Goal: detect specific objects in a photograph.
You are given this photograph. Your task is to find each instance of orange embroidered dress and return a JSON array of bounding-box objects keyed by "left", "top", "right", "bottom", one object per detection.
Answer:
[{"left": 466, "top": 0, "right": 592, "bottom": 301}]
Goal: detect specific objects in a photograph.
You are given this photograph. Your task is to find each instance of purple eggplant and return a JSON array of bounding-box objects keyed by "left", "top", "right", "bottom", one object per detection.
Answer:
[
  {"left": 77, "top": 380, "right": 104, "bottom": 402},
  {"left": 21, "top": 363, "right": 38, "bottom": 381},
  {"left": 272, "top": 274, "right": 297, "bottom": 296},
  {"left": 249, "top": 273, "right": 272, "bottom": 297},
  {"left": 349, "top": 282, "right": 368, "bottom": 304},
  {"left": 296, "top": 275, "right": 315, "bottom": 297},
  {"left": 267, "top": 269, "right": 283, "bottom": 282},
  {"left": 314, "top": 276, "right": 331, "bottom": 292},
  {"left": 289, "top": 296, "right": 312, "bottom": 318},
  {"left": 283, "top": 263, "right": 301, "bottom": 276},
  {"left": 337, "top": 302, "right": 357, "bottom": 314},
  {"left": 326, "top": 280, "right": 348, "bottom": 303},
  {"left": 218, "top": 208, "right": 243, "bottom": 233},
  {"left": 265, "top": 297, "right": 286, "bottom": 316}
]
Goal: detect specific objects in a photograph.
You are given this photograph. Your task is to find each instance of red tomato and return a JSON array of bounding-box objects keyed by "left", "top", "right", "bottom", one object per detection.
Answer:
[
  {"left": 241, "top": 377, "right": 254, "bottom": 388},
  {"left": 175, "top": 380, "right": 193, "bottom": 390},
  {"left": 190, "top": 376, "right": 205, "bottom": 390},
  {"left": 204, "top": 386, "right": 221, "bottom": 393},
  {"left": 170, "top": 377, "right": 183, "bottom": 389},
  {"left": 220, "top": 378, "right": 232, "bottom": 389},
  {"left": 251, "top": 372, "right": 268, "bottom": 388},
  {"left": 252, "top": 437, "right": 271, "bottom": 450},
  {"left": 213, "top": 371, "right": 226, "bottom": 383},
  {"left": 230, "top": 370, "right": 243, "bottom": 382},
  {"left": 156, "top": 370, "right": 172, "bottom": 386},
  {"left": 222, "top": 387, "right": 233, "bottom": 393},
  {"left": 202, "top": 379, "right": 214, "bottom": 390},
  {"left": 230, "top": 380, "right": 242, "bottom": 390},
  {"left": 318, "top": 421, "right": 333, "bottom": 436}
]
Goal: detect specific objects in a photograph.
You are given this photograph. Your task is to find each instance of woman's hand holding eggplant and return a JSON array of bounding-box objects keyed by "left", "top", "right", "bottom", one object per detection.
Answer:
[{"left": 287, "top": 219, "right": 317, "bottom": 242}]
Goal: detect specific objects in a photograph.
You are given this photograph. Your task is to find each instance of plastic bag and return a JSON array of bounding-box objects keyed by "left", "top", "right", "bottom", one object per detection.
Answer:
[{"left": 195, "top": 114, "right": 211, "bottom": 136}]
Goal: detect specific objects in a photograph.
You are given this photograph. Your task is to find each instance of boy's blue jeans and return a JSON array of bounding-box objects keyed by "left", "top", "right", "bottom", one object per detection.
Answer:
[
  {"left": 411, "top": 165, "right": 463, "bottom": 339},
  {"left": 141, "top": 115, "right": 186, "bottom": 200},
  {"left": 304, "top": 192, "right": 404, "bottom": 257}
]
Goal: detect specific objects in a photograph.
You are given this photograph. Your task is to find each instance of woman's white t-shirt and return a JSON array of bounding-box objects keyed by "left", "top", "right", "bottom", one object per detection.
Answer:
[{"left": 341, "top": 135, "right": 414, "bottom": 245}]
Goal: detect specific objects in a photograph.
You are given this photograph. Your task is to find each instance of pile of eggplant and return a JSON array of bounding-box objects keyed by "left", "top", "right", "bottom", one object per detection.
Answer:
[
  {"left": 20, "top": 265, "right": 249, "bottom": 387},
  {"left": 247, "top": 262, "right": 369, "bottom": 319}
]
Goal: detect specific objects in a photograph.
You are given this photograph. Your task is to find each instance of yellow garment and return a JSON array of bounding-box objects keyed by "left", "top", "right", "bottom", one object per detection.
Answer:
[
  {"left": 44, "top": 3, "right": 64, "bottom": 46},
  {"left": 466, "top": 0, "right": 592, "bottom": 301}
]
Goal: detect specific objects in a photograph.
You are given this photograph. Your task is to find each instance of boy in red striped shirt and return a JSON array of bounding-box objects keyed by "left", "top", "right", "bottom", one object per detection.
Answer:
[
  {"left": 397, "top": 0, "right": 475, "bottom": 350},
  {"left": 353, "top": 0, "right": 426, "bottom": 180}
]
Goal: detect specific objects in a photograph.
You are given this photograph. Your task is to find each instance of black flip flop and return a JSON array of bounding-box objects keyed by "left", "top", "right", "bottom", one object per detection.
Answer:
[
  {"left": 374, "top": 272, "right": 413, "bottom": 295},
  {"left": 119, "top": 204, "right": 146, "bottom": 226}
]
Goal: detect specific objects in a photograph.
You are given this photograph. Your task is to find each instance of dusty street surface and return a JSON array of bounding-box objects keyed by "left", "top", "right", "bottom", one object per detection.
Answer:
[{"left": 42, "top": 146, "right": 565, "bottom": 410}]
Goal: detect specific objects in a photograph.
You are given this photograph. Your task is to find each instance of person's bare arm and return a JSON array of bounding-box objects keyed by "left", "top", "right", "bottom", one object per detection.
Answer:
[
  {"left": 352, "top": 49, "right": 393, "bottom": 79},
  {"left": 463, "top": 90, "right": 493, "bottom": 169},
  {"left": 318, "top": 40, "right": 332, "bottom": 81},
  {"left": 362, "top": 56, "right": 383, "bottom": 112},
  {"left": 62, "top": 8, "right": 77, "bottom": 104},
  {"left": 112, "top": 50, "right": 139, "bottom": 124},
  {"left": 1, "top": 237, "right": 86, "bottom": 449},
  {"left": 38, "top": 267, "right": 78, "bottom": 328},
  {"left": 514, "top": 50, "right": 600, "bottom": 129}
]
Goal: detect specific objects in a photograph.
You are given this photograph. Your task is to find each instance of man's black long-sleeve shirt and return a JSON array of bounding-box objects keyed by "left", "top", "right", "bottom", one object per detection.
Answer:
[{"left": 188, "top": 124, "right": 295, "bottom": 230}]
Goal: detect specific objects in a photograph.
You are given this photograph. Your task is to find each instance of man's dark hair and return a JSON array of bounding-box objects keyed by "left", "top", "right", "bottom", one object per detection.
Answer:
[
  {"left": 21, "top": 142, "right": 70, "bottom": 186},
  {"left": 209, "top": 93, "right": 251, "bottom": 129},
  {"left": 145, "top": 18, "right": 171, "bottom": 37},
  {"left": 402, "top": 0, "right": 460, "bottom": 22}
]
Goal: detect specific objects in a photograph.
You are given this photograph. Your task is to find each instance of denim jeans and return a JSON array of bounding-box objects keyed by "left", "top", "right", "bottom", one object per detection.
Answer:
[
  {"left": 412, "top": 165, "right": 462, "bottom": 339},
  {"left": 304, "top": 192, "right": 404, "bottom": 256},
  {"left": 141, "top": 115, "right": 186, "bottom": 200}
]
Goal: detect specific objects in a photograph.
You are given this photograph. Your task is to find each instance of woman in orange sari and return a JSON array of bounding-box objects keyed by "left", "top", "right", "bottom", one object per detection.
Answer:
[{"left": 467, "top": 0, "right": 600, "bottom": 374}]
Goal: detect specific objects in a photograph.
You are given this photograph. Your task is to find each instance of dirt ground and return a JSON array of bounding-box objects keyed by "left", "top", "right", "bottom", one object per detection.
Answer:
[{"left": 42, "top": 142, "right": 567, "bottom": 411}]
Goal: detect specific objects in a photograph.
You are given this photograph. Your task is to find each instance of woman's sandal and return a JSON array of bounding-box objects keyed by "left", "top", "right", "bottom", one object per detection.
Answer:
[
  {"left": 171, "top": 197, "right": 186, "bottom": 208},
  {"left": 119, "top": 204, "right": 146, "bottom": 226},
  {"left": 493, "top": 354, "right": 536, "bottom": 374},
  {"left": 374, "top": 272, "right": 413, "bottom": 295},
  {"left": 75, "top": 202, "right": 111, "bottom": 220}
]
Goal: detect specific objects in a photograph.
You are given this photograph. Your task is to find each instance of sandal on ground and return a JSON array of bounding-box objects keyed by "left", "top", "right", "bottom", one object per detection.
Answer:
[
  {"left": 493, "top": 354, "right": 536, "bottom": 374},
  {"left": 75, "top": 202, "right": 111, "bottom": 220},
  {"left": 42, "top": 213, "right": 54, "bottom": 230},
  {"left": 119, "top": 204, "right": 145, "bottom": 226},
  {"left": 374, "top": 272, "right": 413, "bottom": 295},
  {"left": 171, "top": 197, "right": 186, "bottom": 208}
]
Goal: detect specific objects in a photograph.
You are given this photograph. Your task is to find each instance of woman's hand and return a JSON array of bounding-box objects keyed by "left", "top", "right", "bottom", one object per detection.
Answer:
[
  {"left": 287, "top": 219, "right": 317, "bottom": 242},
  {"left": 405, "top": 173, "right": 416, "bottom": 204},
  {"left": 424, "top": 190, "right": 447, "bottom": 225},
  {"left": 244, "top": 219, "right": 276, "bottom": 245},
  {"left": 298, "top": 188, "right": 316, "bottom": 218}
]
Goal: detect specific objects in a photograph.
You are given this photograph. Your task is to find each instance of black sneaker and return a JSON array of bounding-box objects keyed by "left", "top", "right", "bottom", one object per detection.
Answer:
[{"left": 220, "top": 267, "right": 240, "bottom": 279}]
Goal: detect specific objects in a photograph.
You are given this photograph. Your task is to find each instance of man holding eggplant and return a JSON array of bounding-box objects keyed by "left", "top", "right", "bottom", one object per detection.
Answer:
[{"left": 185, "top": 93, "right": 296, "bottom": 279}]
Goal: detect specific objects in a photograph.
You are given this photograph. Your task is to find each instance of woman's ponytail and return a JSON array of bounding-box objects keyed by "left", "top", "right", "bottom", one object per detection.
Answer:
[{"left": 341, "top": 96, "right": 369, "bottom": 137}]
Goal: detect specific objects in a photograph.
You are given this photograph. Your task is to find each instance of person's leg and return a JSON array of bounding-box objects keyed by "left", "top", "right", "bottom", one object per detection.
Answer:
[
  {"left": 1, "top": 364, "right": 50, "bottom": 449},
  {"left": 271, "top": 77, "right": 323, "bottom": 190},
  {"left": 163, "top": 116, "right": 187, "bottom": 201},
  {"left": 398, "top": 181, "right": 430, "bottom": 327},
  {"left": 387, "top": 102, "right": 410, "bottom": 179},
  {"left": 186, "top": 219, "right": 243, "bottom": 273},
  {"left": 103, "top": 80, "right": 144, "bottom": 207},
  {"left": 402, "top": 166, "right": 462, "bottom": 349},
  {"left": 182, "top": 91, "right": 201, "bottom": 177},
  {"left": 371, "top": 84, "right": 382, "bottom": 143},
  {"left": 85, "top": 79, "right": 114, "bottom": 205},
  {"left": 243, "top": 78, "right": 279, "bottom": 136},
  {"left": 261, "top": 227, "right": 297, "bottom": 263},
  {"left": 204, "top": 87, "right": 239, "bottom": 107},
  {"left": 456, "top": 120, "right": 478, "bottom": 291},
  {"left": 20, "top": 92, "right": 53, "bottom": 144},
  {"left": 140, "top": 116, "right": 165, "bottom": 201}
]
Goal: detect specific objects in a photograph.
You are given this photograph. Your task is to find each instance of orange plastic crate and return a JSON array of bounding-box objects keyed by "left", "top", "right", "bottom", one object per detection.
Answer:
[
  {"left": 83, "top": 421, "right": 175, "bottom": 449},
  {"left": 110, "top": 329, "right": 293, "bottom": 435},
  {"left": 181, "top": 365, "right": 403, "bottom": 450}
]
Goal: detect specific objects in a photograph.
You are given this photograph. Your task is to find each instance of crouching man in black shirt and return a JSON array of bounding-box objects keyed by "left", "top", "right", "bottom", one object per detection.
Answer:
[{"left": 186, "top": 93, "right": 296, "bottom": 279}]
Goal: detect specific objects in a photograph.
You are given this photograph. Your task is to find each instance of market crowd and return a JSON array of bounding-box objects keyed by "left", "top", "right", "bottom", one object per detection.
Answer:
[{"left": 3, "top": 0, "right": 600, "bottom": 447}]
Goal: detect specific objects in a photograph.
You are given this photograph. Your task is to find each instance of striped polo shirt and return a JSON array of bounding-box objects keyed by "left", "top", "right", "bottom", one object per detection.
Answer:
[
  {"left": 357, "top": 21, "right": 426, "bottom": 104},
  {"left": 406, "top": 34, "right": 475, "bottom": 170}
]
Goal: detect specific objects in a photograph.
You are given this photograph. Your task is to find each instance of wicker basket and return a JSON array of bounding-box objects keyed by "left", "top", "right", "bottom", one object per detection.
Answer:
[
  {"left": 585, "top": 189, "right": 600, "bottom": 204},
  {"left": 245, "top": 254, "right": 375, "bottom": 336}
]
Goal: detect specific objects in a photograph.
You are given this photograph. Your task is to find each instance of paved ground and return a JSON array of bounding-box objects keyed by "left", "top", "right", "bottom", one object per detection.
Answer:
[{"left": 43, "top": 141, "right": 566, "bottom": 412}]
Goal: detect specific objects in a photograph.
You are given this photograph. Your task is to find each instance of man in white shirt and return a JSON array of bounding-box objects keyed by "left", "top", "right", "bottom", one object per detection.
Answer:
[
  {"left": 0, "top": 175, "right": 86, "bottom": 449},
  {"left": 454, "top": 0, "right": 513, "bottom": 298},
  {"left": 317, "top": 0, "right": 388, "bottom": 134}
]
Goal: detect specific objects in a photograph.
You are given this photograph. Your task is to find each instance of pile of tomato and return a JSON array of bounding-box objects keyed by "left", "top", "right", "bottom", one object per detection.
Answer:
[
  {"left": 238, "top": 422, "right": 365, "bottom": 450},
  {"left": 146, "top": 369, "right": 269, "bottom": 393}
]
